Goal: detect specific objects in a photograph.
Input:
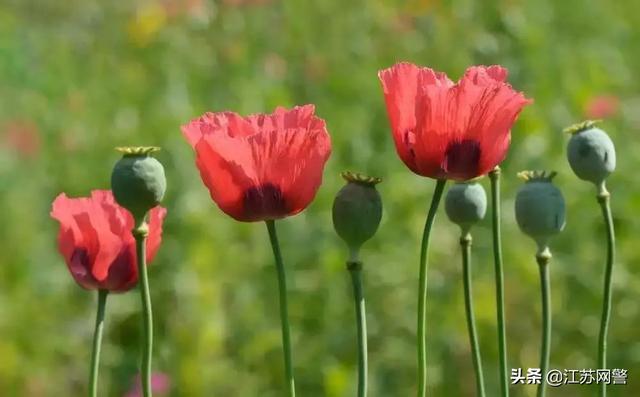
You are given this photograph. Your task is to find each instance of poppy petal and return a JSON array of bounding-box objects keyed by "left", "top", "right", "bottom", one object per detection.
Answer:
[
  {"left": 250, "top": 110, "right": 331, "bottom": 216},
  {"left": 379, "top": 62, "right": 453, "bottom": 175},
  {"left": 97, "top": 190, "right": 133, "bottom": 240},
  {"left": 51, "top": 193, "right": 83, "bottom": 262},
  {"left": 456, "top": 66, "right": 532, "bottom": 176},
  {"left": 72, "top": 211, "right": 121, "bottom": 282},
  {"left": 182, "top": 111, "right": 257, "bottom": 147},
  {"left": 105, "top": 248, "right": 138, "bottom": 292},
  {"left": 193, "top": 134, "right": 257, "bottom": 220},
  {"left": 146, "top": 206, "right": 167, "bottom": 263}
]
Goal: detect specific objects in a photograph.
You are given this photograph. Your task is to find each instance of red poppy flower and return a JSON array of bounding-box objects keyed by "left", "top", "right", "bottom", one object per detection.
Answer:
[
  {"left": 181, "top": 105, "right": 332, "bottom": 222},
  {"left": 378, "top": 62, "right": 532, "bottom": 180},
  {"left": 50, "top": 190, "right": 167, "bottom": 292}
]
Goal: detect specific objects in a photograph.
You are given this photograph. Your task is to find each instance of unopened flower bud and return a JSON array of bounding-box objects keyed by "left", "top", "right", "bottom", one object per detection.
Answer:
[
  {"left": 111, "top": 146, "right": 166, "bottom": 221},
  {"left": 332, "top": 172, "right": 383, "bottom": 259},
  {"left": 515, "top": 171, "right": 566, "bottom": 253},
  {"left": 445, "top": 181, "right": 487, "bottom": 234},
  {"left": 565, "top": 120, "right": 616, "bottom": 187}
]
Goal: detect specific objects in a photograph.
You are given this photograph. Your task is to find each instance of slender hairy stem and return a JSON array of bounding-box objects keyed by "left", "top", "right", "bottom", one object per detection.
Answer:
[
  {"left": 417, "top": 179, "right": 446, "bottom": 397},
  {"left": 265, "top": 220, "right": 296, "bottom": 397},
  {"left": 133, "top": 220, "right": 153, "bottom": 397},
  {"left": 88, "top": 289, "right": 108, "bottom": 397},
  {"left": 348, "top": 261, "right": 368, "bottom": 397},
  {"left": 460, "top": 234, "right": 486, "bottom": 397},
  {"left": 536, "top": 252, "right": 551, "bottom": 397},
  {"left": 597, "top": 185, "right": 615, "bottom": 397},
  {"left": 489, "top": 168, "right": 509, "bottom": 397}
]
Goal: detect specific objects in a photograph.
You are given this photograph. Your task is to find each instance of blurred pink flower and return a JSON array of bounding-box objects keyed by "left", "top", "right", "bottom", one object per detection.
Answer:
[
  {"left": 585, "top": 94, "right": 619, "bottom": 119},
  {"left": 124, "top": 372, "right": 171, "bottom": 397},
  {"left": 162, "top": 0, "right": 206, "bottom": 17},
  {"left": 1, "top": 120, "right": 41, "bottom": 159}
]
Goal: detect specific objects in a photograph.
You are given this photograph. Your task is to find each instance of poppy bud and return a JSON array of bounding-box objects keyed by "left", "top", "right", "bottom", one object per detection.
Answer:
[
  {"left": 111, "top": 146, "right": 166, "bottom": 221},
  {"left": 565, "top": 120, "right": 616, "bottom": 187},
  {"left": 332, "top": 172, "right": 383, "bottom": 260},
  {"left": 515, "top": 171, "right": 566, "bottom": 253},
  {"left": 445, "top": 181, "right": 487, "bottom": 234}
]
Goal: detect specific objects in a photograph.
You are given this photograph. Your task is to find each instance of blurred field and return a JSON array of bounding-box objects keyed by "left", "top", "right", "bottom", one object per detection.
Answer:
[{"left": 1, "top": 0, "right": 639, "bottom": 396}]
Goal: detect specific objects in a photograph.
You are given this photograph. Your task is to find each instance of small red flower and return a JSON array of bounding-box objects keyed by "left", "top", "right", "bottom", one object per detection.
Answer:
[
  {"left": 2, "top": 120, "right": 41, "bottom": 159},
  {"left": 585, "top": 94, "right": 619, "bottom": 119},
  {"left": 50, "top": 190, "right": 167, "bottom": 292},
  {"left": 181, "top": 105, "right": 332, "bottom": 222},
  {"left": 378, "top": 62, "right": 532, "bottom": 180}
]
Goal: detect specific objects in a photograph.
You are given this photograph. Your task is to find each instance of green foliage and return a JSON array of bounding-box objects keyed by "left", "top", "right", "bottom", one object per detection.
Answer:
[{"left": 1, "top": 0, "right": 639, "bottom": 395}]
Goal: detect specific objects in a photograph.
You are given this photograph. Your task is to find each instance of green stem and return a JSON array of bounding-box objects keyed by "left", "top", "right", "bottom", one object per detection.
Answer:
[
  {"left": 348, "top": 261, "right": 368, "bottom": 397},
  {"left": 536, "top": 251, "right": 551, "bottom": 397},
  {"left": 460, "top": 234, "right": 486, "bottom": 397},
  {"left": 489, "top": 168, "right": 509, "bottom": 397},
  {"left": 265, "top": 220, "right": 296, "bottom": 397},
  {"left": 88, "top": 289, "right": 108, "bottom": 397},
  {"left": 134, "top": 220, "right": 153, "bottom": 397},
  {"left": 417, "top": 179, "right": 446, "bottom": 397},
  {"left": 597, "top": 185, "right": 615, "bottom": 397}
]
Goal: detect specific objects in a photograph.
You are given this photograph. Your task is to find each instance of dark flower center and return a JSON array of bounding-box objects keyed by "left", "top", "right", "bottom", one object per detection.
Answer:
[
  {"left": 243, "top": 183, "right": 288, "bottom": 220},
  {"left": 70, "top": 248, "right": 90, "bottom": 277},
  {"left": 442, "top": 139, "right": 481, "bottom": 178}
]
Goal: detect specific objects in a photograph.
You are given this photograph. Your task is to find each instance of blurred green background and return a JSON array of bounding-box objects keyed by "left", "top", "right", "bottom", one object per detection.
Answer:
[{"left": 1, "top": 0, "right": 638, "bottom": 396}]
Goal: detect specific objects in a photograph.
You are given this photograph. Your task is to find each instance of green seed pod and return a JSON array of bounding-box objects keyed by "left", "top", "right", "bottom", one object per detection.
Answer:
[
  {"left": 111, "top": 146, "right": 166, "bottom": 220},
  {"left": 565, "top": 120, "right": 616, "bottom": 186},
  {"left": 445, "top": 181, "right": 487, "bottom": 234},
  {"left": 332, "top": 172, "right": 383, "bottom": 259},
  {"left": 515, "top": 171, "right": 566, "bottom": 252}
]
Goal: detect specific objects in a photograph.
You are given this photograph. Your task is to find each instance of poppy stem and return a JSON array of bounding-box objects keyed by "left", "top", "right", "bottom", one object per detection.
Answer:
[
  {"left": 348, "top": 260, "right": 368, "bottom": 397},
  {"left": 88, "top": 289, "right": 108, "bottom": 397},
  {"left": 460, "top": 233, "right": 486, "bottom": 397},
  {"left": 597, "top": 184, "right": 615, "bottom": 397},
  {"left": 133, "top": 219, "right": 153, "bottom": 397},
  {"left": 265, "top": 220, "right": 296, "bottom": 397},
  {"left": 489, "top": 168, "right": 509, "bottom": 397},
  {"left": 417, "top": 179, "right": 446, "bottom": 397},
  {"left": 536, "top": 250, "right": 552, "bottom": 397}
]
